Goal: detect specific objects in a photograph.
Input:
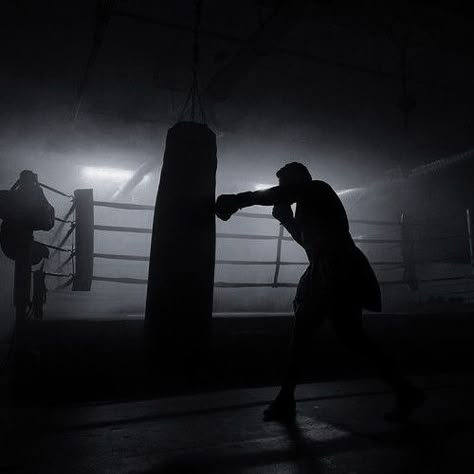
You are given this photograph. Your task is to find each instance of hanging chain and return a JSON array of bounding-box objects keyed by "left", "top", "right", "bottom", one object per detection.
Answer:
[
  {"left": 179, "top": 0, "right": 206, "bottom": 123},
  {"left": 191, "top": 0, "right": 201, "bottom": 120}
]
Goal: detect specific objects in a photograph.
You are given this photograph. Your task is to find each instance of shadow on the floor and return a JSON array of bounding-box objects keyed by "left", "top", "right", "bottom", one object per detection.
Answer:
[{"left": 134, "top": 417, "right": 474, "bottom": 474}]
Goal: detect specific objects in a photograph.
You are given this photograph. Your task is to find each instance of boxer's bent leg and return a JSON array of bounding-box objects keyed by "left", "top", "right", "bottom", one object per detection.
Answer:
[
  {"left": 264, "top": 303, "right": 325, "bottom": 421},
  {"left": 279, "top": 305, "right": 325, "bottom": 399},
  {"left": 329, "top": 306, "right": 411, "bottom": 391},
  {"left": 329, "top": 306, "right": 424, "bottom": 420}
]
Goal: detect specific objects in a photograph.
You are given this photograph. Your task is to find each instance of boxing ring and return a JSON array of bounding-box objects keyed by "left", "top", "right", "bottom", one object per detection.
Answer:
[
  {"left": 37, "top": 187, "right": 474, "bottom": 317},
  {"left": 34, "top": 188, "right": 92, "bottom": 291}
]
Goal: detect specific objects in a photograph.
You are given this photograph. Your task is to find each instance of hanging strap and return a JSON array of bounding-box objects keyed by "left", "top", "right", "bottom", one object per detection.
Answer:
[
  {"left": 73, "top": 0, "right": 116, "bottom": 122},
  {"left": 179, "top": 0, "right": 206, "bottom": 123}
]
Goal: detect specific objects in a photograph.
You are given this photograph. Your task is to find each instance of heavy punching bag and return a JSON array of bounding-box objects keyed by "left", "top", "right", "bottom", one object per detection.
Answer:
[{"left": 145, "top": 121, "right": 217, "bottom": 367}]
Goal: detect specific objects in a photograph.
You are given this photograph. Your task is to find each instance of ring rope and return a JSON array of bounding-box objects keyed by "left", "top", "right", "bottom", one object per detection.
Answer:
[
  {"left": 42, "top": 272, "right": 74, "bottom": 278},
  {"left": 92, "top": 200, "right": 402, "bottom": 227},
  {"left": 92, "top": 276, "right": 148, "bottom": 285},
  {"left": 40, "top": 242, "right": 73, "bottom": 254},
  {"left": 94, "top": 224, "right": 152, "bottom": 234},
  {"left": 56, "top": 277, "right": 74, "bottom": 290},
  {"left": 54, "top": 216, "right": 74, "bottom": 224},
  {"left": 89, "top": 277, "right": 413, "bottom": 288},
  {"left": 56, "top": 224, "right": 76, "bottom": 250},
  {"left": 93, "top": 224, "right": 409, "bottom": 244},
  {"left": 93, "top": 200, "right": 155, "bottom": 211},
  {"left": 93, "top": 252, "right": 150, "bottom": 262},
  {"left": 50, "top": 202, "right": 76, "bottom": 246},
  {"left": 56, "top": 254, "right": 74, "bottom": 271},
  {"left": 39, "top": 182, "right": 74, "bottom": 200},
  {"left": 92, "top": 253, "right": 406, "bottom": 267}
]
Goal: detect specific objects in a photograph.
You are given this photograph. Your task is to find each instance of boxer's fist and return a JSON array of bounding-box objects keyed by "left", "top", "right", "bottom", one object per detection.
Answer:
[
  {"left": 272, "top": 204, "right": 293, "bottom": 224},
  {"left": 215, "top": 194, "right": 240, "bottom": 221}
]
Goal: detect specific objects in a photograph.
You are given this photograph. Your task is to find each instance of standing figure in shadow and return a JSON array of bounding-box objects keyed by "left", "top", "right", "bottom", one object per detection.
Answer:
[
  {"left": 0, "top": 170, "right": 54, "bottom": 320},
  {"left": 0, "top": 170, "right": 53, "bottom": 265},
  {"left": 215, "top": 162, "right": 424, "bottom": 422}
]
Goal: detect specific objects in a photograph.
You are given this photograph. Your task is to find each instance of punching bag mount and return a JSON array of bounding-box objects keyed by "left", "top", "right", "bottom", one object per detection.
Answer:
[{"left": 179, "top": 0, "right": 206, "bottom": 124}]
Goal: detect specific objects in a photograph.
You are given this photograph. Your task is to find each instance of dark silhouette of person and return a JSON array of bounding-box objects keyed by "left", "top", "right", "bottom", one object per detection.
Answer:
[
  {"left": 0, "top": 170, "right": 54, "bottom": 318},
  {"left": 215, "top": 162, "right": 424, "bottom": 422},
  {"left": 0, "top": 170, "right": 54, "bottom": 264}
]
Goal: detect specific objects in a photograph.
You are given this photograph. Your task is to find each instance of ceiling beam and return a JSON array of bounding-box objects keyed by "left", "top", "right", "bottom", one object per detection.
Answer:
[{"left": 203, "top": 1, "right": 304, "bottom": 102}]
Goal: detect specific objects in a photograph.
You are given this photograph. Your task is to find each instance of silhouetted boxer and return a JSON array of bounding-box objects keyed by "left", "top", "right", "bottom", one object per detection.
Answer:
[{"left": 216, "top": 162, "right": 423, "bottom": 422}]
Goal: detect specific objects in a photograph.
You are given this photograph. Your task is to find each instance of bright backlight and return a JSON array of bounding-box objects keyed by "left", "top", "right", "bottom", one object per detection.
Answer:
[
  {"left": 254, "top": 183, "right": 274, "bottom": 190},
  {"left": 336, "top": 187, "right": 365, "bottom": 197},
  {"left": 81, "top": 166, "right": 133, "bottom": 182}
]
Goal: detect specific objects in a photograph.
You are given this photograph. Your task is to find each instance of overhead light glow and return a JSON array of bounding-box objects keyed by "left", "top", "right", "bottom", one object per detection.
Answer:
[
  {"left": 81, "top": 166, "right": 134, "bottom": 182},
  {"left": 254, "top": 183, "right": 274, "bottom": 190},
  {"left": 336, "top": 187, "right": 365, "bottom": 197}
]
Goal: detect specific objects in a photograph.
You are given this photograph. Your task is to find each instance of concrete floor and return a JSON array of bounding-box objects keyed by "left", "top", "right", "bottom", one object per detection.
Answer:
[
  {"left": 3, "top": 312, "right": 474, "bottom": 401},
  {"left": 1, "top": 372, "right": 473, "bottom": 473}
]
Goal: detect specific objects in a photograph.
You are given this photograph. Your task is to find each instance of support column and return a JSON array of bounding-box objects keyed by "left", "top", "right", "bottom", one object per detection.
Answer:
[
  {"left": 466, "top": 209, "right": 474, "bottom": 268},
  {"left": 13, "top": 240, "right": 32, "bottom": 324},
  {"left": 13, "top": 239, "right": 32, "bottom": 391},
  {"left": 401, "top": 212, "right": 418, "bottom": 291}
]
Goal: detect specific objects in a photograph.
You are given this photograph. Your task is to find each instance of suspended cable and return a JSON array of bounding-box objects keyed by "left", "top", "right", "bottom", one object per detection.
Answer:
[
  {"left": 72, "top": 0, "right": 115, "bottom": 122},
  {"left": 179, "top": 0, "right": 206, "bottom": 123}
]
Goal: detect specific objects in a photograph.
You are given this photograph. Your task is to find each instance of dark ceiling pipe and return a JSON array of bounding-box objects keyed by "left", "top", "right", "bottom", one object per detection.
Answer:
[{"left": 72, "top": 0, "right": 115, "bottom": 122}]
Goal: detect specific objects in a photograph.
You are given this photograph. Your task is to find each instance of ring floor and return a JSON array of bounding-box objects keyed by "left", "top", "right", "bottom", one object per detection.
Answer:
[
  {"left": 1, "top": 373, "right": 473, "bottom": 473},
  {"left": 1, "top": 312, "right": 473, "bottom": 473}
]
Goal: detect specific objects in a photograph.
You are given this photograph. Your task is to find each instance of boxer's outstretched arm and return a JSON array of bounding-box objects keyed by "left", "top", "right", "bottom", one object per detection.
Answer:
[
  {"left": 235, "top": 185, "right": 300, "bottom": 207},
  {"left": 215, "top": 185, "right": 301, "bottom": 222},
  {"left": 237, "top": 188, "right": 304, "bottom": 245}
]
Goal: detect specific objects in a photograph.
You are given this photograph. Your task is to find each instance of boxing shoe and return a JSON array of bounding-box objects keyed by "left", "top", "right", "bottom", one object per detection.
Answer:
[
  {"left": 263, "top": 396, "right": 296, "bottom": 422},
  {"left": 384, "top": 386, "right": 425, "bottom": 422}
]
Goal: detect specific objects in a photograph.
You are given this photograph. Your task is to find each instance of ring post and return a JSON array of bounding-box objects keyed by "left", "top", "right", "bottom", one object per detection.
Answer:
[
  {"left": 13, "top": 242, "right": 32, "bottom": 323},
  {"left": 401, "top": 212, "right": 418, "bottom": 291},
  {"left": 72, "top": 189, "right": 94, "bottom": 291},
  {"left": 466, "top": 209, "right": 474, "bottom": 268}
]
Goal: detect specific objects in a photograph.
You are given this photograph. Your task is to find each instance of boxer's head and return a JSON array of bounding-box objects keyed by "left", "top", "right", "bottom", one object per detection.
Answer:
[
  {"left": 276, "top": 162, "right": 312, "bottom": 187},
  {"left": 19, "top": 170, "right": 38, "bottom": 188}
]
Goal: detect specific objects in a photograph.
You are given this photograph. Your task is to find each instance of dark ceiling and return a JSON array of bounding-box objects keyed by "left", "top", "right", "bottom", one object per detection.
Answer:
[{"left": 1, "top": 0, "right": 473, "bottom": 193}]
